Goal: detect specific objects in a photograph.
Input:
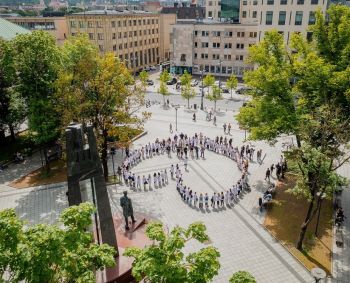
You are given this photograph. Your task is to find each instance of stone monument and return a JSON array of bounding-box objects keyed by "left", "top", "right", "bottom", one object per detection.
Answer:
[{"left": 65, "top": 123, "right": 118, "bottom": 254}]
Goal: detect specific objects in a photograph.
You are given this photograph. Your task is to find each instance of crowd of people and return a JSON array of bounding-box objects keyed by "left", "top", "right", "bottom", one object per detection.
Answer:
[{"left": 117, "top": 132, "right": 263, "bottom": 211}]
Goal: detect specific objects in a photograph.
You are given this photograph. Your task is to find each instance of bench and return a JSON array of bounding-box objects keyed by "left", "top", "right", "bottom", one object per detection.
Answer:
[{"left": 336, "top": 229, "right": 344, "bottom": 247}]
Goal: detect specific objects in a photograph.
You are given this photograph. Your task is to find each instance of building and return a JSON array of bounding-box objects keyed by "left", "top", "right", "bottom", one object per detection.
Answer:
[
  {"left": 171, "top": 20, "right": 258, "bottom": 77},
  {"left": 67, "top": 10, "right": 176, "bottom": 72},
  {"left": 204, "top": 0, "right": 328, "bottom": 43},
  {"left": 161, "top": 3, "right": 206, "bottom": 20},
  {"left": 0, "top": 18, "right": 30, "bottom": 40},
  {"left": 4, "top": 16, "right": 68, "bottom": 45}
]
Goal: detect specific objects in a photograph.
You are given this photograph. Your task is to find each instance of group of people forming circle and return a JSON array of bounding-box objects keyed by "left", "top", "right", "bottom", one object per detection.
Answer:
[{"left": 119, "top": 132, "right": 265, "bottom": 211}]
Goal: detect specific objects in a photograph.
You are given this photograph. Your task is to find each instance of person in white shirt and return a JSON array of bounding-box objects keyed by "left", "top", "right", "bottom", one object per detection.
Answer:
[{"left": 136, "top": 175, "right": 141, "bottom": 189}]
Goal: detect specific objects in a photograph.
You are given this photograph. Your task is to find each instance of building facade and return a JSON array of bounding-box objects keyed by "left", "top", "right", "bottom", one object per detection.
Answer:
[
  {"left": 203, "top": 0, "right": 328, "bottom": 43},
  {"left": 171, "top": 20, "right": 258, "bottom": 77},
  {"left": 67, "top": 10, "right": 176, "bottom": 72},
  {"left": 5, "top": 16, "right": 68, "bottom": 45}
]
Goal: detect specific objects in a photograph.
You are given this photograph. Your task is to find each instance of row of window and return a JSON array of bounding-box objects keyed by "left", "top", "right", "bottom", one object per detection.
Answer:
[
  {"left": 87, "top": 29, "right": 159, "bottom": 40},
  {"left": 196, "top": 65, "right": 251, "bottom": 76},
  {"left": 242, "top": 0, "right": 319, "bottom": 5},
  {"left": 194, "top": 42, "right": 247, "bottom": 49},
  {"left": 113, "top": 48, "right": 159, "bottom": 66},
  {"left": 15, "top": 21, "right": 56, "bottom": 30},
  {"left": 265, "top": 10, "right": 315, "bottom": 25},
  {"left": 194, "top": 31, "right": 256, "bottom": 38},
  {"left": 194, "top": 53, "right": 245, "bottom": 61},
  {"left": 70, "top": 18, "right": 159, "bottom": 29}
]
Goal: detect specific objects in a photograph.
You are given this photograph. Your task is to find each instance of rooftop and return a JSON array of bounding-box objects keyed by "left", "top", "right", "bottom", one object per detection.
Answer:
[
  {"left": 0, "top": 18, "right": 30, "bottom": 40},
  {"left": 71, "top": 9, "right": 155, "bottom": 16}
]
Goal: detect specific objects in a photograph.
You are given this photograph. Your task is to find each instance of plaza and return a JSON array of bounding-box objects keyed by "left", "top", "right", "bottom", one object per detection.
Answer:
[{"left": 1, "top": 76, "right": 349, "bottom": 282}]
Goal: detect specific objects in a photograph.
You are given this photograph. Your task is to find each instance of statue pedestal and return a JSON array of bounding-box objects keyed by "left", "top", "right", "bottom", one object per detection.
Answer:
[{"left": 96, "top": 213, "right": 151, "bottom": 283}]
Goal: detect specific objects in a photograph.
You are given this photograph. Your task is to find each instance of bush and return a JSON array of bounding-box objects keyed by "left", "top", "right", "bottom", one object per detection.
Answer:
[{"left": 229, "top": 271, "right": 256, "bottom": 283}]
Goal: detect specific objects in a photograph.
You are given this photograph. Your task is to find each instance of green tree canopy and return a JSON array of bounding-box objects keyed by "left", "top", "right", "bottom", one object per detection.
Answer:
[
  {"left": 158, "top": 70, "right": 171, "bottom": 105},
  {"left": 203, "top": 74, "right": 215, "bottom": 96},
  {"left": 124, "top": 221, "right": 221, "bottom": 283},
  {"left": 229, "top": 271, "right": 256, "bottom": 283},
  {"left": 180, "top": 71, "right": 196, "bottom": 108},
  {"left": 207, "top": 84, "right": 223, "bottom": 111},
  {"left": 0, "top": 202, "right": 116, "bottom": 282},
  {"left": 226, "top": 74, "right": 238, "bottom": 99},
  {"left": 237, "top": 5, "right": 350, "bottom": 250}
]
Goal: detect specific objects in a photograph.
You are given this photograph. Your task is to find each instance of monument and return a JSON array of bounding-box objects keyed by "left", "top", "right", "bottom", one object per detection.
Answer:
[
  {"left": 120, "top": 191, "right": 136, "bottom": 230},
  {"left": 65, "top": 124, "right": 118, "bottom": 253}
]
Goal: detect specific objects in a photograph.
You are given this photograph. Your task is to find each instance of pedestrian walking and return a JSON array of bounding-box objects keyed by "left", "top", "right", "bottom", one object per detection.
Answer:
[
  {"left": 228, "top": 123, "right": 231, "bottom": 135},
  {"left": 223, "top": 123, "right": 227, "bottom": 134},
  {"left": 169, "top": 123, "right": 173, "bottom": 133},
  {"left": 213, "top": 115, "right": 217, "bottom": 126},
  {"left": 265, "top": 168, "right": 271, "bottom": 181}
]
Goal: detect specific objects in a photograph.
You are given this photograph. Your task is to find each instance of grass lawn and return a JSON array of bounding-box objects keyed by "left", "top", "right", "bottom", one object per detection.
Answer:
[
  {"left": 264, "top": 175, "right": 333, "bottom": 274},
  {"left": 10, "top": 159, "right": 67, "bottom": 189}
]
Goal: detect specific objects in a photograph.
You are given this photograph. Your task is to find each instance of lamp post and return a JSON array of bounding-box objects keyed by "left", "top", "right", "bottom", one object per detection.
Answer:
[
  {"left": 311, "top": 267, "right": 326, "bottom": 283},
  {"left": 218, "top": 59, "right": 223, "bottom": 90},
  {"left": 200, "top": 69, "right": 204, "bottom": 110},
  {"left": 315, "top": 192, "right": 326, "bottom": 237},
  {"left": 110, "top": 146, "right": 116, "bottom": 182},
  {"left": 174, "top": 104, "right": 180, "bottom": 131}
]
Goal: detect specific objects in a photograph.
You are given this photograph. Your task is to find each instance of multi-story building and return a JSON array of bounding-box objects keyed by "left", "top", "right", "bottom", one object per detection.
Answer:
[
  {"left": 161, "top": 3, "right": 206, "bottom": 20},
  {"left": 4, "top": 16, "right": 68, "bottom": 45},
  {"left": 203, "top": 0, "right": 328, "bottom": 43},
  {"left": 67, "top": 10, "right": 176, "bottom": 73},
  {"left": 171, "top": 20, "right": 258, "bottom": 77}
]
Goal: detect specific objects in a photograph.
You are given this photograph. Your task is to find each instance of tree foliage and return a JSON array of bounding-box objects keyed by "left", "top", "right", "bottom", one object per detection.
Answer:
[
  {"left": 226, "top": 74, "right": 238, "bottom": 99},
  {"left": 229, "top": 271, "right": 256, "bottom": 283},
  {"left": 158, "top": 70, "right": 171, "bottom": 105},
  {"left": 207, "top": 85, "right": 223, "bottom": 111},
  {"left": 180, "top": 71, "right": 196, "bottom": 108},
  {"left": 124, "top": 221, "right": 221, "bottom": 283},
  {"left": 0, "top": 202, "right": 116, "bottom": 282},
  {"left": 203, "top": 74, "right": 215, "bottom": 96},
  {"left": 237, "top": 5, "right": 350, "bottom": 250}
]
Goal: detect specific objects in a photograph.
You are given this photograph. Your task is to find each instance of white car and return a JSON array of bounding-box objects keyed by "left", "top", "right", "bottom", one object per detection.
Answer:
[
  {"left": 150, "top": 65, "right": 157, "bottom": 71},
  {"left": 191, "top": 80, "right": 199, "bottom": 87}
]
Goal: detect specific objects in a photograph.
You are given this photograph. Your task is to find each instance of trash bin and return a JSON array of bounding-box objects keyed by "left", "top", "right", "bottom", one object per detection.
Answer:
[{"left": 194, "top": 104, "right": 197, "bottom": 110}]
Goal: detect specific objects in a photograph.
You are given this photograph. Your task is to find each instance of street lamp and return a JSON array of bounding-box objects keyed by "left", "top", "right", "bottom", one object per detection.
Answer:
[
  {"left": 315, "top": 192, "right": 326, "bottom": 237},
  {"left": 110, "top": 146, "right": 116, "bottom": 182},
  {"left": 311, "top": 267, "right": 326, "bottom": 283},
  {"left": 218, "top": 60, "right": 223, "bottom": 89},
  {"left": 200, "top": 68, "right": 204, "bottom": 110},
  {"left": 174, "top": 104, "right": 180, "bottom": 131}
]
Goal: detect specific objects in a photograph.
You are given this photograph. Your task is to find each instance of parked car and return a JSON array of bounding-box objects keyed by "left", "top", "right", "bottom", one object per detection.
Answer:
[
  {"left": 167, "top": 78, "right": 177, "bottom": 85},
  {"left": 191, "top": 79, "right": 199, "bottom": 87},
  {"left": 144, "top": 66, "right": 151, "bottom": 71},
  {"left": 150, "top": 65, "right": 157, "bottom": 71},
  {"left": 221, "top": 87, "right": 229, "bottom": 93},
  {"left": 146, "top": 79, "right": 154, "bottom": 86},
  {"left": 236, "top": 87, "right": 252, "bottom": 94}
]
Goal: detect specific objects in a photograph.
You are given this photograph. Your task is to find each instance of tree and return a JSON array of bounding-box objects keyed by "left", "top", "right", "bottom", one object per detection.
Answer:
[
  {"left": 226, "top": 74, "right": 238, "bottom": 100},
  {"left": 237, "top": 5, "right": 350, "bottom": 251},
  {"left": 124, "top": 221, "right": 221, "bottom": 283},
  {"left": 180, "top": 71, "right": 196, "bottom": 108},
  {"left": 158, "top": 70, "right": 171, "bottom": 106},
  {"left": 203, "top": 74, "right": 215, "bottom": 97},
  {"left": 207, "top": 85, "right": 223, "bottom": 112},
  {"left": 0, "top": 39, "right": 26, "bottom": 143},
  {"left": 13, "top": 31, "right": 61, "bottom": 171},
  {"left": 229, "top": 271, "right": 256, "bottom": 283},
  {"left": 0, "top": 202, "right": 116, "bottom": 282},
  {"left": 56, "top": 35, "right": 149, "bottom": 180},
  {"left": 139, "top": 70, "right": 150, "bottom": 94}
]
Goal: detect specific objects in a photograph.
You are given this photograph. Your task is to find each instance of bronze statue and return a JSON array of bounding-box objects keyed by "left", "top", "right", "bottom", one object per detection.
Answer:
[{"left": 120, "top": 191, "right": 136, "bottom": 230}]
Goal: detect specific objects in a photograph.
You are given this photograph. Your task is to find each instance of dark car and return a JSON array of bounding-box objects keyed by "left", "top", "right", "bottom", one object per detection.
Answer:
[
  {"left": 146, "top": 79, "right": 154, "bottom": 86},
  {"left": 167, "top": 78, "right": 177, "bottom": 85},
  {"left": 236, "top": 87, "right": 252, "bottom": 94}
]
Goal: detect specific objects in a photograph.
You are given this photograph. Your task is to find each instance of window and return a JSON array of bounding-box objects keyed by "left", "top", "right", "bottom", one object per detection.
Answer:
[
  {"left": 224, "top": 43, "right": 232, "bottom": 48},
  {"left": 129, "top": 20, "right": 132, "bottom": 26},
  {"left": 111, "top": 21, "right": 116, "bottom": 27},
  {"left": 278, "top": 11, "right": 286, "bottom": 25},
  {"left": 134, "top": 31, "right": 137, "bottom": 36},
  {"left": 209, "top": 1, "right": 213, "bottom": 5},
  {"left": 308, "top": 11, "right": 315, "bottom": 25},
  {"left": 243, "top": 0, "right": 247, "bottom": 4},
  {"left": 224, "top": 31, "right": 233, "bottom": 37},
  {"left": 129, "top": 31, "right": 133, "bottom": 37},
  {"left": 124, "top": 43, "right": 128, "bottom": 48},
  {"left": 194, "top": 31, "right": 198, "bottom": 36},
  {"left": 143, "top": 19, "right": 146, "bottom": 25},
  {"left": 97, "top": 21, "right": 102, "bottom": 28},
  {"left": 134, "top": 20, "right": 137, "bottom": 25},
  {"left": 97, "top": 33, "right": 103, "bottom": 40},
  {"left": 113, "top": 44, "right": 117, "bottom": 51},
  {"left": 236, "top": 43, "right": 244, "bottom": 49},
  {"left": 202, "top": 31, "right": 209, "bottom": 36},
  {"left": 195, "top": 42, "right": 198, "bottom": 47},
  {"left": 138, "top": 20, "right": 141, "bottom": 25},
  {"left": 112, "top": 33, "right": 116, "bottom": 39},
  {"left": 99, "top": 45, "right": 104, "bottom": 52},
  {"left": 70, "top": 21, "right": 76, "bottom": 28},
  {"left": 224, "top": 54, "right": 231, "bottom": 60},
  {"left": 124, "top": 32, "right": 127, "bottom": 38},
  {"left": 297, "top": 0, "right": 304, "bottom": 4},
  {"left": 306, "top": 32, "right": 313, "bottom": 42},
  {"left": 88, "top": 21, "right": 93, "bottom": 28},
  {"left": 280, "top": 0, "right": 287, "bottom": 4},
  {"left": 201, "top": 42, "right": 209, "bottom": 48},
  {"left": 152, "top": 19, "right": 155, "bottom": 24},
  {"left": 201, "top": 53, "right": 208, "bottom": 59},
  {"left": 249, "top": 32, "right": 257, "bottom": 38},
  {"left": 311, "top": 0, "right": 318, "bottom": 4},
  {"left": 88, "top": 33, "right": 94, "bottom": 40},
  {"left": 266, "top": 11, "right": 273, "bottom": 25},
  {"left": 212, "top": 31, "right": 221, "bottom": 37},
  {"left": 212, "top": 54, "right": 220, "bottom": 59},
  {"left": 242, "top": 11, "right": 247, "bottom": 18},
  {"left": 295, "top": 11, "right": 303, "bottom": 25},
  {"left": 253, "top": 0, "right": 258, "bottom": 4},
  {"left": 267, "top": 0, "right": 274, "bottom": 4},
  {"left": 213, "top": 42, "right": 220, "bottom": 48},
  {"left": 235, "top": 55, "right": 244, "bottom": 61},
  {"left": 147, "top": 19, "right": 150, "bottom": 24},
  {"left": 252, "top": 11, "right": 257, "bottom": 18},
  {"left": 237, "top": 32, "right": 245, "bottom": 37}
]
